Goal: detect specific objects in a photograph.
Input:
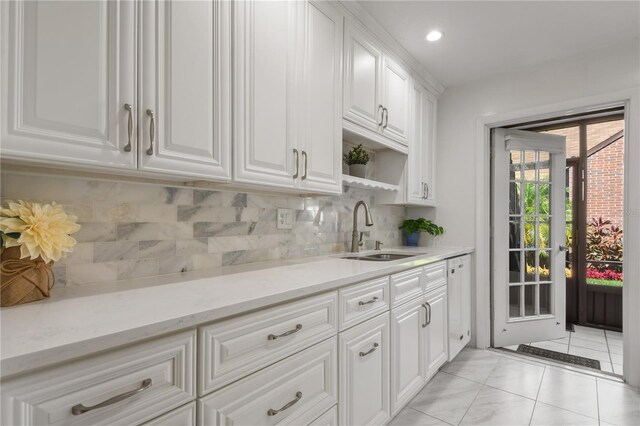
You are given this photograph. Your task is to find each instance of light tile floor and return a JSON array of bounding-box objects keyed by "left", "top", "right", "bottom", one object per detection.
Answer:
[
  {"left": 390, "top": 348, "right": 639, "bottom": 426},
  {"left": 503, "top": 325, "right": 624, "bottom": 375}
]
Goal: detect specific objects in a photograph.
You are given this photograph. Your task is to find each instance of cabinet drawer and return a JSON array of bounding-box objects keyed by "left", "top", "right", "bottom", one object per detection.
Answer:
[
  {"left": 1, "top": 331, "right": 196, "bottom": 426},
  {"left": 339, "top": 276, "right": 389, "bottom": 330},
  {"left": 199, "top": 292, "right": 338, "bottom": 395},
  {"left": 309, "top": 405, "right": 338, "bottom": 425},
  {"left": 144, "top": 402, "right": 196, "bottom": 426},
  {"left": 423, "top": 261, "right": 447, "bottom": 292},
  {"left": 199, "top": 338, "right": 337, "bottom": 426},
  {"left": 390, "top": 267, "right": 424, "bottom": 307}
]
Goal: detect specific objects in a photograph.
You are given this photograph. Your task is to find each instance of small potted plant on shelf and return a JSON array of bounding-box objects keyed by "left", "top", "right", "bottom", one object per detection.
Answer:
[
  {"left": 0, "top": 200, "right": 81, "bottom": 306},
  {"left": 399, "top": 218, "right": 444, "bottom": 247},
  {"left": 343, "top": 144, "right": 370, "bottom": 178}
]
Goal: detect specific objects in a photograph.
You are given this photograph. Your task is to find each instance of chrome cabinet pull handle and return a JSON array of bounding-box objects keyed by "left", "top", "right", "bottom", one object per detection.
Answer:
[
  {"left": 268, "top": 324, "right": 302, "bottom": 341},
  {"left": 293, "top": 149, "right": 299, "bottom": 179},
  {"left": 358, "top": 296, "right": 379, "bottom": 306},
  {"left": 425, "top": 183, "right": 429, "bottom": 199},
  {"left": 377, "top": 104, "right": 384, "bottom": 126},
  {"left": 267, "top": 391, "right": 302, "bottom": 416},
  {"left": 426, "top": 301, "right": 432, "bottom": 325},
  {"left": 383, "top": 108, "right": 389, "bottom": 128},
  {"left": 359, "top": 342, "right": 379, "bottom": 357},
  {"left": 123, "top": 103, "right": 133, "bottom": 152},
  {"left": 301, "top": 151, "right": 308, "bottom": 180},
  {"left": 422, "top": 182, "right": 426, "bottom": 199},
  {"left": 145, "top": 109, "right": 155, "bottom": 155},
  {"left": 422, "top": 303, "right": 429, "bottom": 328},
  {"left": 71, "top": 378, "right": 152, "bottom": 415}
]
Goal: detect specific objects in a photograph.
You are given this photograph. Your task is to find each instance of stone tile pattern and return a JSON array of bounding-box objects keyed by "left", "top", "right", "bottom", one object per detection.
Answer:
[
  {"left": 1, "top": 172, "right": 405, "bottom": 286},
  {"left": 506, "top": 325, "right": 624, "bottom": 375},
  {"left": 391, "top": 347, "right": 639, "bottom": 426}
]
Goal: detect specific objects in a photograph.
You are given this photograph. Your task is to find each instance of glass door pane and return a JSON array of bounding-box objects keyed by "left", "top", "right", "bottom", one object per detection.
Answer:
[{"left": 507, "top": 147, "right": 553, "bottom": 319}]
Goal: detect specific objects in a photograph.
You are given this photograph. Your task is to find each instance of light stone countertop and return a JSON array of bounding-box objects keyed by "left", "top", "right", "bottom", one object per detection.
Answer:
[{"left": 0, "top": 246, "right": 473, "bottom": 379}]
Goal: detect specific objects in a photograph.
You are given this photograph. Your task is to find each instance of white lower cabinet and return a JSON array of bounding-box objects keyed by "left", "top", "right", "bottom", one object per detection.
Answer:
[
  {"left": 448, "top": 255, "right": 472, "bottom": 360},
  {"left": 144, "top": 402, "right": 196, "bottom": 426},
  {"left": 1, "top": 331, "right": 196, "bottom": 426},
  {"left": 338, "top": 313, "right": 391, "bottom": 426},
  {"left": 390, "top": 296, "right": 426, "bottom": 415},
  {"left": 198, "top": 337, "right": 337, "bottom": 426},
  {"left": 424, "top": 286, "right": 449, "bottom": 380},
  {"left": 309, "top": 406, "right": 338, "bottom": 425}
]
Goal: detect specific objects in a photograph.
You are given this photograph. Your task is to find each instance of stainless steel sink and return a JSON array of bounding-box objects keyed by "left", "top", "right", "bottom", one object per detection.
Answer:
[{"left": 341, "top": 253, "right": 422, "bottom": 261}]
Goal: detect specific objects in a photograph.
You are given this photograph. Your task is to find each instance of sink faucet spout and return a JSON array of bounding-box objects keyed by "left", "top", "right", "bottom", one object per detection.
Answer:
[{"left": 351, "top": 200, "right": 374, "bottom": 253}]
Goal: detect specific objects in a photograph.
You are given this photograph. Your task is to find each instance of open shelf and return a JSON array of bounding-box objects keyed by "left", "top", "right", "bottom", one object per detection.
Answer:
[{"left": 342, "top": 174, "right": 399, "bottom": 192}]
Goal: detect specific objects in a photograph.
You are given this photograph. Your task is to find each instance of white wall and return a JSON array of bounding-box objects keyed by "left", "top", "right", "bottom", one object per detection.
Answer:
[
  {"left": 413, "top": 38, "right": 640, "bottom": 246},
  {"left": 409, "top": 38, "right": 640, "bottom": 386}
]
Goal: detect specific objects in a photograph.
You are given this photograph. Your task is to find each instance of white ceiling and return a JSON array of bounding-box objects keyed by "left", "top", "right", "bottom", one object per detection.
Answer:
[{"left": 358, "top": 1, "right": 640, "bottom": 88}]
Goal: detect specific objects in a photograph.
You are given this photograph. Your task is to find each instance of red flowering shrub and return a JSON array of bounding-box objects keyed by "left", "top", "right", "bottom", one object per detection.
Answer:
[{"left": 586, "top": 268, "right": 623, "bottom": 281}]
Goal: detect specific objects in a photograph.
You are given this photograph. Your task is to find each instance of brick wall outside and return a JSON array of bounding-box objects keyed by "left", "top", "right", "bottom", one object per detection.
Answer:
[
  {"left": 588, "top": 136, "right": 624, "bottom": 228},
  {"left": 544, "top": 120, "right": 624, "bottom": 229}
]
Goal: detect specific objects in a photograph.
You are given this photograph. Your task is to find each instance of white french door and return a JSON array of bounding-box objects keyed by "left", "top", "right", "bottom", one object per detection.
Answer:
[{"left": 492, "top": 129, "right": 567, "bottom": 347}]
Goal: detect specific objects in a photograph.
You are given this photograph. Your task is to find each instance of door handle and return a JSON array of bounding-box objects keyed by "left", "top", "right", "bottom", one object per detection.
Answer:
[
  {"left": 359, "top": 342, "right": 379, "bottom": 357},
  {"left": 559, "top": 245, "right": 569, "bottom": 252},
  {"left": 123, "top": 103, "right": 133, "bottom": 152},
  {"left": 301, "top": 151, "right": 308, "bottom": 180},
  {"left": 267, "top": 391, "right": 302, "bottom": 416},
  {"left": 145, "top": 109, "right": 155, "bottom": 155},
  {"left": 293, "top": 149, "right": 299, "bottom": 179},
  {"left": 358, "top": 296, "right": 379, "bottom": 306},
  {"left": 425, "top": 183, "right": 429, "bottom": 199},
  {"left": 71, "top": 378, "right": 152, "bottom": 415},
  {"left": 268, "top": 324, "right": 302, "bottom": 340},
  {"left": 383, "top": 107, "right": 389, "bottom": 128},
  {"left": 377, "top": 104, "right": 384, "bottom": 126}
]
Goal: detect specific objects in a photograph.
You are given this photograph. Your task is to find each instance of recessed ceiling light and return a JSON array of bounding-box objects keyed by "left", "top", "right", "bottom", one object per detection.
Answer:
[{"left": 426, "top": 30, "right": 443, "bottom": 42}]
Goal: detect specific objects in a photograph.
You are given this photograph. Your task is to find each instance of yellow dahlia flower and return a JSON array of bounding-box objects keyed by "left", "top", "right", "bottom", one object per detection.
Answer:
[{"left": 0, "top": 200, "right": 81, "bottom": 263}]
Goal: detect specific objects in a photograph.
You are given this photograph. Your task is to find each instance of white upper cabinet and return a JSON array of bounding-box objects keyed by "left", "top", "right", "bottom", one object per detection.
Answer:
[
  {"left": 233, "top": 0, "right": 298, "bottom": 189},
  {"left": 298, "top": 0, "right": 343, "bottom": 194},
  {"left": 343, "top": 22, "right": 383, "bottom": 133},
  {"left": 381, "top": 56, "right": 411, "bottom": 146},
  {"left": 406, "top": 81, "right": 437, "bottom": 206},
  {"left": 234, "top": 0, "right": 342, "bottom": 194},
  {"left": 342, "top": 20, "right": 412, "bottom": 150},
  {"left": 1, "top": 1, "right": 136, "bottom": 169},
  {"left": 139, "top": 0, "right": 231, "bottom": 180}
]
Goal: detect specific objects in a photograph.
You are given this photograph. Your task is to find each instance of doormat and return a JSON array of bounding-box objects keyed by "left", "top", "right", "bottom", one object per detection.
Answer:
[{"left": 517, "top": 344, "right": 601, "bottom": 370}]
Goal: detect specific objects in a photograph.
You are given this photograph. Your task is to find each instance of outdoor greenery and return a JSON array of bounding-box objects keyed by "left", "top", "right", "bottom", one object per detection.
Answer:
[
  {"left": 343, "top": 144, "right": 370, "bottom": 166},
  {"left": 399, "top": 218, "right": 444, "bottom": 236}
]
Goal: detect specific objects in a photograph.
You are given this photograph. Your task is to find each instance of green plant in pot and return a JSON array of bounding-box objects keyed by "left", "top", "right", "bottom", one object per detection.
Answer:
[
  {"left": 399, "top": 218, "right": 444, "bottom": 247},
  {"left": 343, "top": 144, "right": 370, "bottom": 178}
]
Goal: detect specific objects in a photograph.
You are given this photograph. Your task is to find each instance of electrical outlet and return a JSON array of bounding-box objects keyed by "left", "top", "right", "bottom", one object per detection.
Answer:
[{"left": 276, "top": 208, "right": 293, "bottom": 230}]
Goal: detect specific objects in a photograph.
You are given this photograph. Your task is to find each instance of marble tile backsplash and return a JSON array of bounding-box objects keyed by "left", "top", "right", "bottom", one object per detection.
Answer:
[{"left": 1, "top": 172, "right": 406, "bottom": 286}]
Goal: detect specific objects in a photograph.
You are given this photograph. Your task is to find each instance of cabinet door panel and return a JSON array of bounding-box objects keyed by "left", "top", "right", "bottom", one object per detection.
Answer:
[
  {"left": 300, "top": 1, "right": 343, "bottom": 194},
  {"left": 407, "top": 82, "right": 426, "bottom": 204},
  {"left": 233, "top": 0, "right": 298, "bottom": 189},
  {"left": 390, "top": 297, "right": 426, "bottom": 415},
  {"left": 140, "top": 0, "right": 230, "bottom": 180},
  {"left": 1, "top": 0, "right": 135, "bottom": 169},
  {"left": 381, "top": 56, "right": 410, "bottom": 145},
  {"left": 448, "top": 255, "right": 471, "bottom": 360},
  {"left": 339, "top": 314, "right": 390, "bottom": 426},
  {"left": 423, "top": 91, "right": 437, "bottom": 203},
  {"left": 343, "top": 23, "right": 382, "bottom": 132},
  {"left": 425, "top": 286, "right": 448, "bottom": 380}
]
